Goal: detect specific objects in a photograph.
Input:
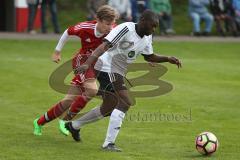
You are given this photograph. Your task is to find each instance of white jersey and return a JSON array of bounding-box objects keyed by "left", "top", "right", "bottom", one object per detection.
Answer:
[{"left": 94, "top": 22, "right": 153, "bottom": 76}]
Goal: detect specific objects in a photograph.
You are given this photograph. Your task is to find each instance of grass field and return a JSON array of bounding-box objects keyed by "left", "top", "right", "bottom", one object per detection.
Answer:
[{"left": 0, "top": 39, "right": 240, "bottom": 160}]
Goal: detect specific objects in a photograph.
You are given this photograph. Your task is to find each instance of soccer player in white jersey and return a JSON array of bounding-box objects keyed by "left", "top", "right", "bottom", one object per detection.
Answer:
[{"left": 65, "top": 10, "right": 182, "bottom": 151}]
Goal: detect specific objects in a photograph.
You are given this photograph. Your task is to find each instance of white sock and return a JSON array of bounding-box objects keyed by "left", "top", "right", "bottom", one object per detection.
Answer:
[
  {"left": 72, "top": 106, "right": 103, "bottom": 130},
  {"left": 102, "top": 109, "right": 125, "bottom": 147}
]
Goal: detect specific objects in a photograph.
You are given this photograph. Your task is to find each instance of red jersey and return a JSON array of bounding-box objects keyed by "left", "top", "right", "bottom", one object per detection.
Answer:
[
  {"left": 67, "top": 20, "right": 106, "bottom": 56},
  {"left": 68, "top": 21, "right": 116, "bottom": 85}
]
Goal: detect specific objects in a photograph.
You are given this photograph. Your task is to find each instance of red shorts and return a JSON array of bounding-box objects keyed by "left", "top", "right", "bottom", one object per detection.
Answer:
[{"left": 71, "top": 54, "right": 96, "bottom": 85}]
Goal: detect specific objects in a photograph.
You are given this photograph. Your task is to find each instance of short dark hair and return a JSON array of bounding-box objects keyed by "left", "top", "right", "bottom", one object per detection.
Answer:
[{"left": 139, "top": 10, "right": 159, "bottom": 25}]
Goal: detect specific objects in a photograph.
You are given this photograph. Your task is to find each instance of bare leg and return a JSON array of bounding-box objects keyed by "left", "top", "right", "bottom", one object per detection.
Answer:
[
  {"left": 37, "top": 85, "right": 83, "bottom": 125},
  {"left": 62, "top": 79, "right": 98, "bottom": 120},
  {"left": 71, "top": 91, "right": 118, "bottom": 129}
]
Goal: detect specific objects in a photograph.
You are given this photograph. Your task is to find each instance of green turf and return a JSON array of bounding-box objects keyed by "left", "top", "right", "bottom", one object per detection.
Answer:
[{"left": 0, "top": 40, "right": 240, "bottom": 160}]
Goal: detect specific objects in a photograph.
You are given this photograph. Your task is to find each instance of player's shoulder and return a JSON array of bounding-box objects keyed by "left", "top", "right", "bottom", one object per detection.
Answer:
[
  {"left": 81, "top": 20, "right": 97, "bottom": 27},
  {"left": 116, "top": 22, "right": 135, "bottom": 31},
  {"left": 74, "top": 20, "right": 97, "bottom": 30},
  {"left": 144, "top": 34, "right": 153, "bottom": 42},
  {"left": 80, "top": 20, "right": 97, "bottom": 25}
]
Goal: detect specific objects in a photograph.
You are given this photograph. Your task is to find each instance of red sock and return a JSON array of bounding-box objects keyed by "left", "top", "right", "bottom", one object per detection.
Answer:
[
  {"left": 37, "top": 102, "right": 66, "bottom": 125},
  {"left": 65, "top": 95, "right": 88, "bottom": 120}
]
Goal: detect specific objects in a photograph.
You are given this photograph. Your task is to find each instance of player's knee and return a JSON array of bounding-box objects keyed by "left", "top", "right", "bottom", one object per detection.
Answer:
[
  {"left": 120, "top": 97, "right": 132, "bottom": 108},
  {"left": 116, "top": 97, "right": 131, "bottom": 112},
  {"left": 100, "top": 106, "right": 115, "bottom": 117},
  {"left": 116, "top": 105, "right": 131, "bottom": 113},
  {"left": 126, "top": 100, "right": 132, "bottom": 107},
  {"left": 117, "top": 91, "right": 132, "bottom": 107},
  {"left": 60, "top": 99, "right": 72, "bottom": 109},
  {"left": 84, "top": 88, "right": 98, "bottom": 99},
  {"left": 62, "top": 96, "right": 76, "bottom": 106},
  {"left": 103, "top": 112, "right": 112, "bottom": 117}
]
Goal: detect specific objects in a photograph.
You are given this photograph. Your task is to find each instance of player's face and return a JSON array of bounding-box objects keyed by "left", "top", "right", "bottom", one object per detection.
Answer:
[
  {"left": 142, "top": 21, "right": 157, "bottom": 36},
  {"left": 97, "top": 19, "right": 115, "bottom": 35}
]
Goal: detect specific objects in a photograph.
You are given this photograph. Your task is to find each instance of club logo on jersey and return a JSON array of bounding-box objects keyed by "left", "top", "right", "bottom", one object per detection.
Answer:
[
  {"left": 128, "top": 51, "right": 135, "bottom": 58},
  {"left": 85, "top": 38, "right": 91, "bottom": 43},
  {"left": 119, "top": 41, "right": 134, "bottom": 50}
]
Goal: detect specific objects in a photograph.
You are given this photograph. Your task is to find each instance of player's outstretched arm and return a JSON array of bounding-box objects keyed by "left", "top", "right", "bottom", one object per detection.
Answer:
[
  {"left": 74, "top": 41, "right": 111, "bottom": 74},
  {"left": 52, "top": 29, "right": 70, "bottom": 63},
  {"left": 143, "top": 54, "right": 182, "bottom": 68}
]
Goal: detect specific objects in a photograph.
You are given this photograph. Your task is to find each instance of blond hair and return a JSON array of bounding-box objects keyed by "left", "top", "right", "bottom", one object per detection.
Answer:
[{"left": 96, "top": 5, "right": 119, "bottom": 22}]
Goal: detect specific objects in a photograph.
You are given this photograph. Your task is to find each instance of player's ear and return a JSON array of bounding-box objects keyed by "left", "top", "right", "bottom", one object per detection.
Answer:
[
  {"left": 96, "top": 17, "right": 102, "bottom": 23},
  {"left": 138, "top": 18, "right": 144, "bottom": 26}
]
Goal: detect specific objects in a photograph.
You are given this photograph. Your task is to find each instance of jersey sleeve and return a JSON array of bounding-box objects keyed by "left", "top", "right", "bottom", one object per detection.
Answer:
[
  {"left": 142, "top": 35, "right": 153, "bottom": 55},
  {"left": 67, "top": 23, "right": 83, "bottom": 36},
  {"left": 104, "top": 23, "right": 129, "bottom": 48},
  {"left": 55, "top": 29, "right": 69, "bottom": 51}
]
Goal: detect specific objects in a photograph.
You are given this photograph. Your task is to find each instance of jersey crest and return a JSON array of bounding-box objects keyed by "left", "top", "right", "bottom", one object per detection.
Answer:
[
  {"left": 85, "top": 38, "right": 91, "bottom": 43},
  {"left": 128, "top": 51, "right": 135, "bottom": 58},
  {"left": 119, "top": 41, "right": 134, "bottom": 50}
]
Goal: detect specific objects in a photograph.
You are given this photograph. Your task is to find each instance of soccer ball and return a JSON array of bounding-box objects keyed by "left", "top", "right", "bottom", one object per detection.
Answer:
[{"left": 195, "top": 132, "right": 219, "bottom": 155}]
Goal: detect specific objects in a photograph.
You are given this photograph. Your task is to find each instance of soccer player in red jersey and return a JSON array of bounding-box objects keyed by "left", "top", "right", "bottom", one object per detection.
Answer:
[{"left": 33, "top": 5, "right": 118, "bottom": 136}]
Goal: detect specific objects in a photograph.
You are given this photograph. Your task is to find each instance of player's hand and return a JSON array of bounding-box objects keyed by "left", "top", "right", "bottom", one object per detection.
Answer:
[
  {"left": 52, "top": 51, "right": 61, "bottom": 63},
  {"left": 168, "top": 56, "right": 182, "bottom": 68},
  {"left": 74, "top": 64, "right": 89, "bottom": 74}
]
